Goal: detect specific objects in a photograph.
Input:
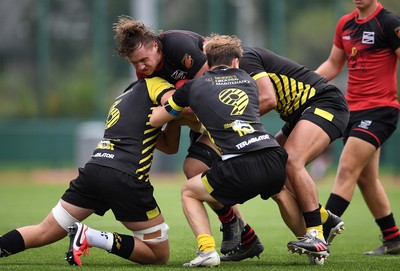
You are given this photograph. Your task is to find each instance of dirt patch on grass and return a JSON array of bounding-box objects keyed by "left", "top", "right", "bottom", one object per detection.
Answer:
[{"left": 0, "top": 168, "right": 186, "bottom": 185}]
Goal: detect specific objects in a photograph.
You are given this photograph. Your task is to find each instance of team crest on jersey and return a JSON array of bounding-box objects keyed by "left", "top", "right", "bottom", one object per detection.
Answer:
[
  {"left": 362, "top": 31, "right": 374, "bottom": 44},
  {"left": 351, "top": 47, "right": 357, "bottom": 57},
  {"left": 395, "top": 26, "right": 400, "bottom": 39},
  {"left": 181, "top": 53, "right": 194, "bottom": 68}
]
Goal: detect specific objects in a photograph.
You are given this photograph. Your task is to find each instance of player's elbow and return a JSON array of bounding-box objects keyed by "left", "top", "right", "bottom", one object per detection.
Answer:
[
  {"left": 161, "top": 146, "right": 179, "bottom": 155},
  {"left": 267, "top": 97, "right": 277, "bottom": 109},
  {"left": 150, "top": 117, "right": 163, "bottom": 128},
  {"left": 259, "top": 96, "right": 277, "bottom": 115}
]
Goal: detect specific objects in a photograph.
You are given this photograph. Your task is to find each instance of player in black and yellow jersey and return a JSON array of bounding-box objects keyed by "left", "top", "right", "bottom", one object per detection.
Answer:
[
  {"left": 0, "top": 77, "right": 188, "bottom": 266},
  {"left": 238, "top": 47, "right": 350, "bottom": 263},
  {"left": 150, "top": 34, "right": 288, "bottom": 268},
  {"left": 113, "top": 15, "right": 266, "bottom": 259}
]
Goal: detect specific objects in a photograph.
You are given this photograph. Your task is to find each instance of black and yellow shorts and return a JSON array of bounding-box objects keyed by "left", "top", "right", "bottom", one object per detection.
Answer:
[
  {"left": 282, "top": 86, "right": 350, "bottom": 143},
  {"left": 186, "top": 141, "right": 220, "bottom": 167},
  {"left": 202, "top": 147, "right": 288, "bottom": 207},
  {"left": 61, "top": 164, "right": 161, "bottom": 222}
]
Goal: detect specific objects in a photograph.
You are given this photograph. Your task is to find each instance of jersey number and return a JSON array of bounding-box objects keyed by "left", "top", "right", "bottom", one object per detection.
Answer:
[
  {"left": 106, "top": 99, "right": 122, "bottom": 129},
  {"left": 218, "top": 88, "right": 248, "bottom": 115}
]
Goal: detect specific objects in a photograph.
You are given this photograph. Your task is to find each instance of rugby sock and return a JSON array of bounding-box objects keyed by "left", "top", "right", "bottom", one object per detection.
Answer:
[
  {"left": 376, "top": 213, "right": 400, "bottom": 242},
  {"left": 85, "top": 228, "right": 113, "bottom": 251},
  {"left": 109, "top": 232, "right": 135, "bottom": 259},
  {"left": 303, "top": 207, "right": 324, "bottom": 240},
  {"left": 215, "top": 206, "right": 236, "bottom": 224},
  {"left": 0, "top": 229, "right": 25, "bottom": 257},
  {"left": 325, "top": 193, "right": 349, "bottom": 217},
  {"left": 241, "top": 224, "right": 257, "bottom": 245},
  {"left": 320, "top": 205, "right": 329, "bottom": 224},
  {"left": 197, "top": 234, "right": 216, "bottom": 252}
]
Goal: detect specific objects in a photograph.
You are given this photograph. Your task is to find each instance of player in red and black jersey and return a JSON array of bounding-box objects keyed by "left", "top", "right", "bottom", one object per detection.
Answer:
[
  {"left": 135, "top": 30, "right": 207, "bottom": 84},
  {"left": 113, "top": 15, "right": 266, "bottom": 259},
  {"left": 316, "top": 0, "right": 400, "bottom": 255}
]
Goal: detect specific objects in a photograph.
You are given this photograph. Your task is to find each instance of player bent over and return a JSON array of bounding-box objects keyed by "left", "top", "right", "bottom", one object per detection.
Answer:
[
  {"left": 0, "top": 77, "right": 186, "bottom": 266},
  {"left": 150, "top": 34, "right": 288, "bottom": 267}
]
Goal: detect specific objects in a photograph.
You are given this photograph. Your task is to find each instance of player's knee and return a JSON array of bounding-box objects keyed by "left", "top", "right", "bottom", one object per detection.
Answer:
[
  {"left": 52, "top": 201, "right": 79, "bottom": 231},
  {"left": 133, "top": 222, "right": 169, "bottom": 243},
  {"left": 181, "top": 181, "right": 193, "bottom": 198}
]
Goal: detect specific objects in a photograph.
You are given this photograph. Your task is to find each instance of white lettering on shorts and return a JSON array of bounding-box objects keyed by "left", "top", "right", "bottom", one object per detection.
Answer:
[{"left": 92, "top": 152, "right": 115, "bottom": 159}]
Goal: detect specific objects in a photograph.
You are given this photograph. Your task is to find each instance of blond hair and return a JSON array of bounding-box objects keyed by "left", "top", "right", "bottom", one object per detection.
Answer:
[{"left": 204, "top": 34, "right": 243, "bottom": 67}]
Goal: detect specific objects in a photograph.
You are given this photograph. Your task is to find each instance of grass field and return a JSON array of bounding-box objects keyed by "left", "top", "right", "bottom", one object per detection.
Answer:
[{"left": 0, "top": 169, "right": 400, "bottom": 270}]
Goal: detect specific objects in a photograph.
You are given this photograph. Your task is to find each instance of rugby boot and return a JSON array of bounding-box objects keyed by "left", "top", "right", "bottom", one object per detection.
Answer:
[
  {"left": 323, "top": 210, "right": 345, "bottom": 245},
  {"left": 364, "top": 239, "right": 400, "bottom": 255},
  {"left": 220, "top": 236, "right": 264, "bottom": 261},
  {"left": 182, "top": 250, "right": 220, "bottom": 267},
  {"left": 287, "top": 228, "right": 329, "bottom": 259},
  {"left": 220, "top": 218, "right": 244, "bottom": 254},
  {"left": 65, "top": 222, "right": 92, "bottom": 266}
]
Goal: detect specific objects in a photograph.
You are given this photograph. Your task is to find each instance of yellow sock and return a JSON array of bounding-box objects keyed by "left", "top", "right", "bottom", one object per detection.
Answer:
[
  {"left": 320, "top": 206, "right": 329, "bottom": 224},
  {"left": 197, "top": 234, "right": 216, "bottom": 252},
  {"left": 307, "top": 225, "right": 324, "bottom": 240}
]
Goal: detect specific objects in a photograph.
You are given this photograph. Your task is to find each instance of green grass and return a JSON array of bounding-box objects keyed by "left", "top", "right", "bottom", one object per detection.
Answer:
[{"left": 1, "top": 172, "right": 400, "bottom": 270}]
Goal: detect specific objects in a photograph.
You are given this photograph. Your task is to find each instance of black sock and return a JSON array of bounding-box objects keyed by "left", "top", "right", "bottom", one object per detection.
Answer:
[
  {"left": 241, "top": 224, "right": 257, "bottom": 245},
  {"left": 0, "top": 229, "right": 25, "bottom": 257},
  {"left": 303, "top": 207, "right": 321, "bottom": 228},
  {"left": 109, "top": 232, "right": 135, "bottom": 259},
  {"left": 215, "top": 206, "right": 236, "bottom": 224},
  {"left": 325, "top": 193, "right": 349, "bottom": 217},
  {"left": 376, "top": 213, "right": 400, "bottom": 242}
]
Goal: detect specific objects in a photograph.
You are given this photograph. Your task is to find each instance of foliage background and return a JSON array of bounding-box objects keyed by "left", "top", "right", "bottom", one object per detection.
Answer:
[
  {"left": 1, "top": 0, "right": 399, "bottom": 119},
  {"left": 0, "top": 0, "right": 399, "bottom": 170}
]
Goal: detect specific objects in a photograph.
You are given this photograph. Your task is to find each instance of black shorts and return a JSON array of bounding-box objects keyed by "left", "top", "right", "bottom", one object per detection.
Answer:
[
  {"left": 202, "top": 147, "right": 288, "bottom": 206},
  {"left": 61, "top": 164, "right": 161, "bottom": 222},
  {"left": 189, "top": 129, "right": 202, "bottom": 144},
  {"left": 282, "top": 86, "right": 350, "bottom": 142},
  {"left": 343, "top": 107, "right": 399, "bottom": 148},
  {"left": 186, "top": 141, "right": 220, "bottom": 167}
]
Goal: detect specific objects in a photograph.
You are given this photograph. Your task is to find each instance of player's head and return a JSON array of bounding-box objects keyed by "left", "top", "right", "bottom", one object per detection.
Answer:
[
  {"left": 353, "top": 0, "right": 378, "bottom": 11},
  {"left": 113, "top": 16, "right": 162, "bottom": 75},
  {"left": 204, "top": 34, "right": 243, "bottom": 68}
]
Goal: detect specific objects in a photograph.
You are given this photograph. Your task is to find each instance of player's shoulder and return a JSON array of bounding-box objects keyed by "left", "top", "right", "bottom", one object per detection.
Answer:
[
  {"left": 161, "top": 30, "right": 204, "bottom": 43},
  {"left": 338, "top": 10, "right": 357, "bottom": 24},
  {"left": 377, "top": 8, "right": 400, "bottom": 25}
]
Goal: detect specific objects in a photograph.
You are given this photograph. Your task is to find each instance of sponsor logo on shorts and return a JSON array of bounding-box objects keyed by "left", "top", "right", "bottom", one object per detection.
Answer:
[
  {"left": 358, "top": 120, "right": 372, "bottom": 130},
  {"left": 92, "top": 152, "right": 115, "bottom": 159}
]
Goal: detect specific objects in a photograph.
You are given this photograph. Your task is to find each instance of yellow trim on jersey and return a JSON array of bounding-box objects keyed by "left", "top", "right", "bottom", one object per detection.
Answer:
[
  {"left": 201, "top": 175, "right": 214, "bottom": 194},
  {"left": 137, "top": 162, "right": 151, "bottom": 172},
  {"left": 142, "top": 142, "right": 157, "bottom": 154},
  {"left": 139, "top": 154, "right": 152, "bottom": 165},
  {"left": 252, "top": 71, "right": 269, "bottom": 81},
  {"left": 146, "top": 207, "right": 161, "bottom": 220},
  {"left": 314, "top": 108, "right": 334, "bottom": 121},
  {"left": 269, "top": 73, "right": 317, "bottom": 116},
  {"left": 167, "top": 97, "right": 184, "bottom": 112},
  {"left": 144, "top": 126, "right": 159, "bottom": 134},
  {"left": 144, "top": 134, "right": 158, "bottom": 144},
  {"left": 145, "top": 77, "right": 175, "bottom": 103}
]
